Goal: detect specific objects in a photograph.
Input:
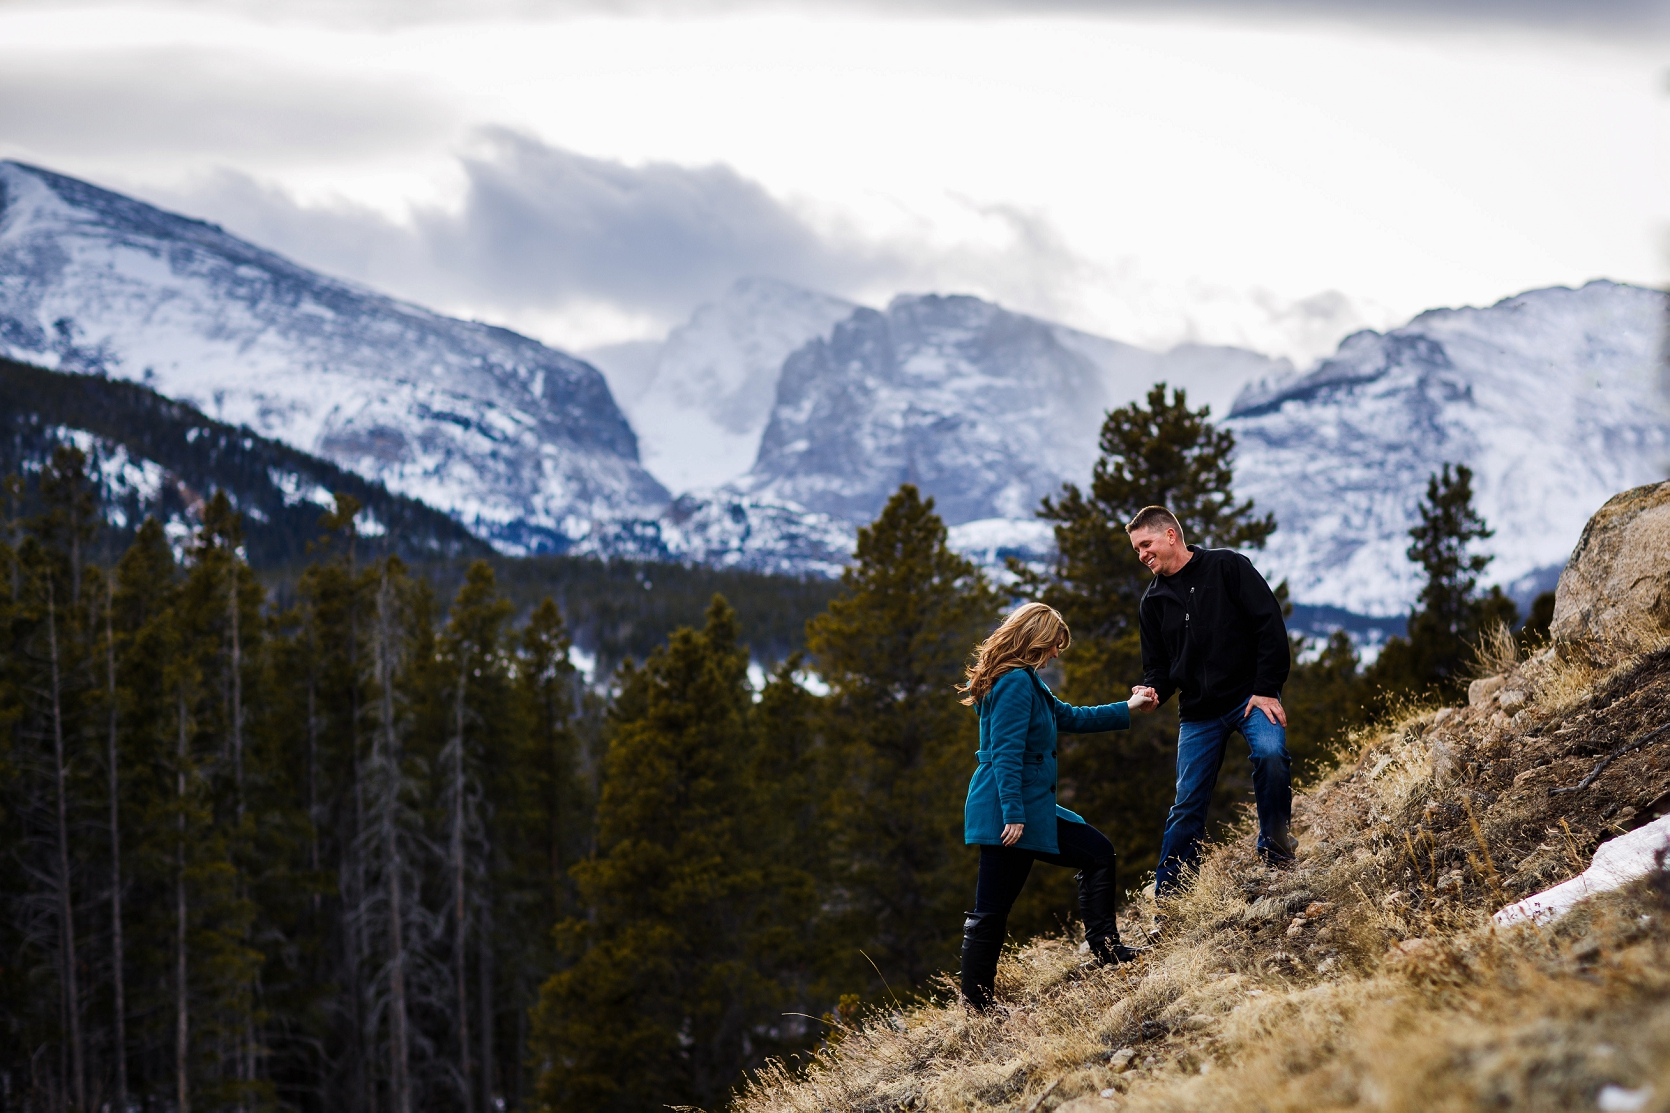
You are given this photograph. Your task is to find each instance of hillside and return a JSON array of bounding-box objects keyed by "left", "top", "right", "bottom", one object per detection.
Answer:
[
  {"left": 0, "top": 354, "right": 486, "bottom": 566},
  {"left": 0, "top": 160, "right": 667, "bottom": 553},
  {"left": 738, "top": 483, "right": 1670, "bottom": 1113}
]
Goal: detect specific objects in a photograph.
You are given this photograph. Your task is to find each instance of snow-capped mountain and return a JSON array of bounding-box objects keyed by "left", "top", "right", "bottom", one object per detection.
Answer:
[
  {"left": 0, "top": 161, "right": 667, "bottom": 553},
  {"left": 1224, "top": 280, "right": 1670, "bottom": 615},
  {"left": 584, "top": 278, "right": 857, "bottom": 491},
  {"left": 738, "top": 293, "right": 1289, "bottom": 527}
]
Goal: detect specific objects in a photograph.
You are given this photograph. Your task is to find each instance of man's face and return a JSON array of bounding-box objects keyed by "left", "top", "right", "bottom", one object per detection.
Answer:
[{"left": 1130, "top": 526, "right": 1185, "bottom": 575}]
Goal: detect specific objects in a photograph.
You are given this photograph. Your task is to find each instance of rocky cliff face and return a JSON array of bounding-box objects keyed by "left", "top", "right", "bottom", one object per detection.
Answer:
[
  {"left": 0, "top": 160, "right": 668, "bottom": 553},
  {"left": 585, "top": 278, "right": 856, "bottom": 492},
  {"left": 739, "top": 293, "right": 1288, "bottom": 528}
]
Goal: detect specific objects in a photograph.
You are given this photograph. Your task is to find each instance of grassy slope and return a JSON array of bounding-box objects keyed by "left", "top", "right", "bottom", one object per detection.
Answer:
[{"left": 740, "top": 625, "right": 1670, "bottom": 1113}]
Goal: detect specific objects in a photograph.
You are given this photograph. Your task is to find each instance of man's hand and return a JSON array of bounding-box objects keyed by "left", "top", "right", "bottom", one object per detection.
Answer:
[
  {"left": 1244, "top": 694, "right": 1287, "bottom": 727},
  {"left": 1000, "top": 823, "right": 1025, "bottom": 847},
  {"left": 1127, "top": 685, "right": 1160, "bottom": 713}
]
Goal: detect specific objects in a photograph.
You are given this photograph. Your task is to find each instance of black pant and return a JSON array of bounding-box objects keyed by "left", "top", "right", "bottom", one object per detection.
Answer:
[{"left": 975, "top": 818, "right": 1117, "bottom": 916}]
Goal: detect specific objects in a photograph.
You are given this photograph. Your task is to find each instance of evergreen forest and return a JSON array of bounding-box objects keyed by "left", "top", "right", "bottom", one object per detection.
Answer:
[{"left": 0, "top": 385, "right": 1543, "bottom": 1113}]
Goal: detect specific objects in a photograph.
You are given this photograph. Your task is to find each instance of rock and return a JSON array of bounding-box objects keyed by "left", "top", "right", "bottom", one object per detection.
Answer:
[
  {"left": 1387, "top": 937, "right": 1433, "bottom": 962},
  {"left": 1551, "top": 480, "right": 1670, "bottom": 648},
  {"left": 1469, "top": 676, "right": 1506, "bottom": 707},
  {"left": 1433, "top": 706, "right": 1456, "bottom": 727},
  {"left": 1108, "top": 1047, "right": 1136, "bottom": 1072},
  {"left": 1431, "top": 739, "right": 1459, "bottom": 785},
  {"left": 1055, "top": 1098, "right": 1119, "bottom": 1113},
  {"left": 1499, "top": 689, "right": 1528, "bottom": 713}
]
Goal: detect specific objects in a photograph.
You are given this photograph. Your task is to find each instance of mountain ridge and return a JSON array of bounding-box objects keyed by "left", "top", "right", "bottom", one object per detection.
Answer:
[
  {"left": 0, "top": 159, "right": 667, "bottom": 554},
  {"left": 0, "top": 354, "right": 488, "bottom": 566}
]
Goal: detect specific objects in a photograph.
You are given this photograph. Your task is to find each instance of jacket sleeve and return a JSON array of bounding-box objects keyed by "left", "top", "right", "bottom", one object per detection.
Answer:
[
  {"left": 1050, "top": 693, "right": 1131, "bottom": 734},
  {"left": 1234, "top": 554, "right": 1291, "bottom": 697},
  {"left": 984, "top": 672, "right": 1031, "bottom": 825},
  {"left": 1138, "top": 595, "right": 1177, "bottom": 706}
]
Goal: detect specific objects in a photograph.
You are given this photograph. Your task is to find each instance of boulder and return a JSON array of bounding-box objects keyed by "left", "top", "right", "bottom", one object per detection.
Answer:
[
  {"left": 1551, "top": 480, "right": 1670, "bottom": 649},
  {"left": 1468, "top": 675, "right": 1505, "bottom": 707}
]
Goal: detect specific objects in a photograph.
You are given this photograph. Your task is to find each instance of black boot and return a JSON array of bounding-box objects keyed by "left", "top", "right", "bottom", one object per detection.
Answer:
[
  {"left": 1078, "top": 863, "right": 1145, "bottom": 966},
  {"left": 960, "top": 911, "right": 1006, "bottom": 1011}
]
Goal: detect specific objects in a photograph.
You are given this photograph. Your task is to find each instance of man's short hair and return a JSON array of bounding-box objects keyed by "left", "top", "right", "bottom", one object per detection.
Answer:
[{"left": 1126, "top": 505, "right": 1185, "bottom": 542}]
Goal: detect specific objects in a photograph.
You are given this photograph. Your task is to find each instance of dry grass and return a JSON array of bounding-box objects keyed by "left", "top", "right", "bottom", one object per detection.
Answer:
[{"left": 733, "top": 637, "right": 1670, "bottom": 1113}]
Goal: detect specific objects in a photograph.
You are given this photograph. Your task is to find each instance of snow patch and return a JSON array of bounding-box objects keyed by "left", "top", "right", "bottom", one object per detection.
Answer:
[{"left": 1494, "top": 814, "right": 1670, "bottom": 928}]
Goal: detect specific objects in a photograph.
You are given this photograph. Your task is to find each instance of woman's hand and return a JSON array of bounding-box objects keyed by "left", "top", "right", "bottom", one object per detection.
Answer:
[
  {"left": 1127, "top": 685, "right": 1160, "bottom": 713},
  {"left": 1001, "top": 823, "right": 1024, "bottom": 847}
]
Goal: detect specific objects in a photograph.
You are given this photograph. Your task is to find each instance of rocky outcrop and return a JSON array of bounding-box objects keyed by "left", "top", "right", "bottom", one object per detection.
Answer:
[{"left": 1551, "top": 479, "right": 1670, "bottom": 648}]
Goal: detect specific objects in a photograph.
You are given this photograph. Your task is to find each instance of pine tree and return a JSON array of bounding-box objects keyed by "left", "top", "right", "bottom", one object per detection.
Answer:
[
  {"left": 499, "top": 597, "right": 585, "bottom": 1111},
  {"left": 1021, "top": 384, "right": 1275, "bottom": 882},
  {"left": 435, "top": 559, "right": 514, "bottom": 1113},
  {"left": 749, "top": 654, "right": 835, "bottom": 1036},
  {"left": 1369, "top": 464, "right": 1516, "bottom": 701},
  {"left": 288, "top": 494, "right": 381, "bottom": 1112},
  {"left": 515, "top": 597, "right": 583, "bottom": 931},
  {"left": 16, "top": 446, "right": 101, "bottom": 1113},
  {"left": 807, "top": 484, "right": 999, "bottom": 994},
  {"left": 1281, "top": 630, "right": 1365, "bottom": 781},
  {"left": 531, "top": 597, "right": 785, "bottom": 1112}
]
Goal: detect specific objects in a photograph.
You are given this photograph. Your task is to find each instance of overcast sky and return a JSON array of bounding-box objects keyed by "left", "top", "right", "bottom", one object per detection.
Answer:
[{"left": 1, "top": 0, "right": 1665, "bottom": 361}]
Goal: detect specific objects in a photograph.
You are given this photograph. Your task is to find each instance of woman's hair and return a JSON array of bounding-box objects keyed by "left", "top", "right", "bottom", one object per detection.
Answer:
[{"left": 958, "top": 602, "right": 1071, "bottom": 706}]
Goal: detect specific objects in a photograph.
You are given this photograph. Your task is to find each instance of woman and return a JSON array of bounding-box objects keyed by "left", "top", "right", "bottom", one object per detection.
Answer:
[{"left": 957, "top": 602, "right": 1157, "bottom": 1011}]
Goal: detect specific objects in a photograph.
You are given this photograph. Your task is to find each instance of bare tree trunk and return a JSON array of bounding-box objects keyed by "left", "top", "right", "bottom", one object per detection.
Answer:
[
  {"left": 229, "top": 561, "right": 244, "bottom": 821},
  {"left": 306, "top": 626, "right": 321, "bottom": 919},
  {"left": 451, "top": 665, "right": 472, "bottom": 1113},
  {"left": 513, "top": 998, "right": 526, "bottom": 1113},
  {"left": 46, "top": 582, "right": 86, "bottom": 1113},
  {"left": 226, "top": 559, "right": 252, "bottom": 1113},
  {"left": 104, "top": 575, "right": 129, "bottom": 1113},
  {"left": 377, "top": 572, "right": 412, "bottom": 1113},
  {"left": 176, "top": 692, "right": 191, "bottom": 1113},
  {"left": 477, "top": 909, "right": 493, "bottom": 1113},
  {"left": 344, "top": 580, "right": 373, "bottom": 1113},
  {"left": 6, "top": 475, "right": 21, "bottom": 601}
]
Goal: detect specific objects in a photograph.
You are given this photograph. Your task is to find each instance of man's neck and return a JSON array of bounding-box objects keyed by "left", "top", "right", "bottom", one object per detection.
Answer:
[{"left": 1165, "top": 547, "right": 1195, "bottom": 576}]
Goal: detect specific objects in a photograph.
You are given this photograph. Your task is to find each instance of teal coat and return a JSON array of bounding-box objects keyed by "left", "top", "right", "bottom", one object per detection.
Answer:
[{"left": 964, "top": 668, "right": 1131, "bottom": 854}]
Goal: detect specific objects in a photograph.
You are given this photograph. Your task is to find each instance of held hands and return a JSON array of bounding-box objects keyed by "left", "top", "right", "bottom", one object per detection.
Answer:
[
  {"left": 1127, "top": 685, "right": 1160, "bottom": 713},
  {"left": 1001, "top": 823, "right": 1024, "bottom": 847},
  {"left": 1244, "top": 694, "right": 1287, "bottom": 726}
]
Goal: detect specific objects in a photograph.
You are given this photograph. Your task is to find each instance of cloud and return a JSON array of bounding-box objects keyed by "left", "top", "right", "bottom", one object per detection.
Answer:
[
  {"left": 160, "top": 128, "right": 1091, "bottom": 338},
  {"left": 155, "top": 130, "right": 1393, "bottom": 360},
  {"left": 0, "top": 48, "right": 452, "bottom": 160},
  {"left": 414, "top": 129, "right": 890, "bottom": 315},
  {"left": 26, "top": 0, "right": 1663, "bottom": 36}
]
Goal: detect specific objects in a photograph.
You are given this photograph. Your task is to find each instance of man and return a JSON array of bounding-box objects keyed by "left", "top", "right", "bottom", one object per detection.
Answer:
[{"left": 1125, "top": 505, "right": 1292, "bottom": 895}]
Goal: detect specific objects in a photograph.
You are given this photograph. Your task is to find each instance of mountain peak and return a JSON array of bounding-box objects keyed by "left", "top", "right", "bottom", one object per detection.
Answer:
[{"left": 585, "top": 278, "right": 856, "bottom": 492}]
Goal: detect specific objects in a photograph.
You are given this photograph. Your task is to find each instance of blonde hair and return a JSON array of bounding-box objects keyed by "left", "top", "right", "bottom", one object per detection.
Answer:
[{"left": 958, "top": 602, "right": 1071, "bottom": 706}]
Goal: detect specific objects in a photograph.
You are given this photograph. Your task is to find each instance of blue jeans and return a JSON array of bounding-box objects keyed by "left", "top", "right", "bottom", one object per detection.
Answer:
[{"left": 1154, "top": 702, "right": 1292, "bottom": 894}]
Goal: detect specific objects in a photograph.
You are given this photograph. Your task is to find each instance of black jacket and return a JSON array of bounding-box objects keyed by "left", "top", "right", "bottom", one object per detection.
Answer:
[{"left": 1138, "top": 546, "right": 1290, "bottom": 722}]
